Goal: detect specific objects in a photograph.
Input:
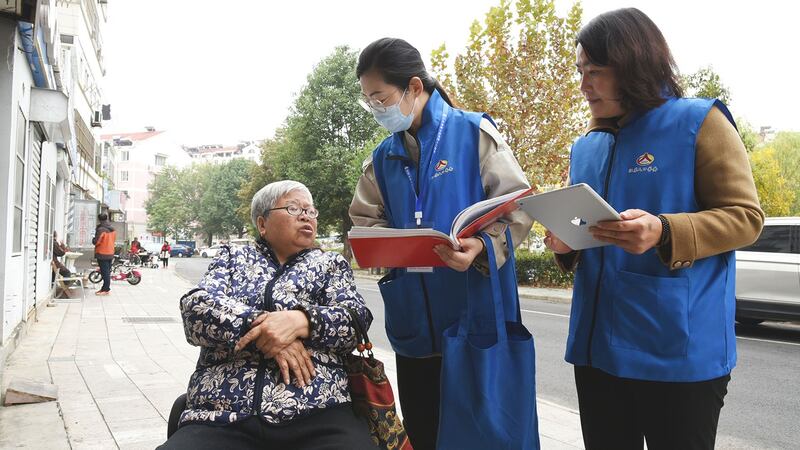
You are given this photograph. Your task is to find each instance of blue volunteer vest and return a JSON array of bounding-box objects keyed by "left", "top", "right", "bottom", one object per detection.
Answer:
[
  {"left": 566, "top": 97, "right": 738, "bottom": 382},
  {"left": 372, "top": 90, "right": 518, "bottom": 358}
]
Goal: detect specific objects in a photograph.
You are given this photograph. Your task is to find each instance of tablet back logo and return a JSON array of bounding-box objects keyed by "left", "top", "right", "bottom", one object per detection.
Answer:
[{"left": 570, "top": 217, "right": 587, "bottom": 227}]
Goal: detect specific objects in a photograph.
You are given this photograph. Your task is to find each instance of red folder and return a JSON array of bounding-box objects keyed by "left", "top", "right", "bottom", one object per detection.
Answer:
[{"left": 349, "top": 187, "right": 534, "bottom": 268}]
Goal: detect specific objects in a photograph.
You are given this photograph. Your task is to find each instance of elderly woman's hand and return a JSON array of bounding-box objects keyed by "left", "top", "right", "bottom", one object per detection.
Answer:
[
  {"left": 274, "top": 339, "right": 316, "bottom": 387},
  {"left": 234, "top": 310, "right": 310, "bottom": 357}
]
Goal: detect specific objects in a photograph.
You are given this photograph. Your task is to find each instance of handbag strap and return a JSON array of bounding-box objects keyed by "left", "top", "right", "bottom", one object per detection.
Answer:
[
  {"left": 344, "top": 306, "right": 373, "bottom": 357},
  {"left": 458, "top": 230, "right": 509, "bottom": 342},
  {"left": 504, "top": 228, "right": 523, "bottom": 323}
]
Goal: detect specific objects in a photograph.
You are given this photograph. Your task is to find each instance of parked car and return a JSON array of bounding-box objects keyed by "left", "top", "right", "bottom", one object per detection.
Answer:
[
  {"left": 169, "top": 244, "right": 193, "bottom": 258},
  {"left": 317, "top": 234, "right": 342, "bottom": 249},
  {"left": 199, "top": 244, "right": 223, "bottom": 258},
  {"left": 229, "top": 238, "right": 254, "bottom": 247},
  {"left": 735, "top": 217, "right": 800, "bottom": 324}
]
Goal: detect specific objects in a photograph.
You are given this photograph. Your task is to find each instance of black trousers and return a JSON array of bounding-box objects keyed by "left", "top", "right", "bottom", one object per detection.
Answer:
[
  {"left": 574, "top": 365, "right": 730, "bottom": 450},
  {"left": 395, "top": 354, "right": 442, "bottom": 450},
  {"left": 98, "top": 259, "right": 112, "bottom": 292},
  {"left": 157, "top": 403, "right": 376, "bottom": 450}
]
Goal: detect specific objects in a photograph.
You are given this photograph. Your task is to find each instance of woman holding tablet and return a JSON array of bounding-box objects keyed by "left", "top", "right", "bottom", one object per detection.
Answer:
[{"left": 545, "top": 8, "right": 764, "bottom": 450}]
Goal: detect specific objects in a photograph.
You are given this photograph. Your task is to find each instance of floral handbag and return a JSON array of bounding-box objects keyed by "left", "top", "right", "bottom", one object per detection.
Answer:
[{"left": 344, "top": 308, "right": 413, "bottom": 450}]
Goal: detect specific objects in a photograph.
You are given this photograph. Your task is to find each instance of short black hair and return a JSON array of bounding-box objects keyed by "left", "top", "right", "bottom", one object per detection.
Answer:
[
  {"left": 577, "top": 8, "right": 683, "bottom": 112},
  {"left": 98, "top": 213, "right": 108, "bottom": 221}
]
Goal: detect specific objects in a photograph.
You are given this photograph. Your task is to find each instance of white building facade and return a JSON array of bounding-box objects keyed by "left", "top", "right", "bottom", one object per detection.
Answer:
[
  {"left": 0, "top": 0, "right": 114, "bottom": 369},
  {"left": 185, "top": 141, "right": 261, "bottom": 164}
]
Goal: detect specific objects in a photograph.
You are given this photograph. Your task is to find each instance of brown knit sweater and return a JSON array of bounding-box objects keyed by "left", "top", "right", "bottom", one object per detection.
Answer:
[{"left": 557, "top": 105, "right": 764, "bottom": 271}]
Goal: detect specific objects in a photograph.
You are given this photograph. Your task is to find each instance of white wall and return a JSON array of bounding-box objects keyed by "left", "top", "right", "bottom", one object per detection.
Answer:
[{"left": 0, "top": 21, "right": 35, "bottom": 343}]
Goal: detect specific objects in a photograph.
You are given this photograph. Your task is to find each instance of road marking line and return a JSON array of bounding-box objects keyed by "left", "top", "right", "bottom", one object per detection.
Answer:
[
  {"left": 736, "top": 336, "right": 800, "bottom": 347},
  {"left": 521, "top": 309, "right": 570, "bottom": 318}
]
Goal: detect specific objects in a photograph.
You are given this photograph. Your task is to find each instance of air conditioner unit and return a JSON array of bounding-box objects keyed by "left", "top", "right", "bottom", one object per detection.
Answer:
[{"left": 91, "top": 110, "right": 102, "bottom": 127}]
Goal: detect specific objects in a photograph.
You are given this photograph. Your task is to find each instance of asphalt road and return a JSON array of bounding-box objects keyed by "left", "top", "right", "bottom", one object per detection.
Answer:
[{"left": 175, "top": 257, "right": 800, "bottom": 449}]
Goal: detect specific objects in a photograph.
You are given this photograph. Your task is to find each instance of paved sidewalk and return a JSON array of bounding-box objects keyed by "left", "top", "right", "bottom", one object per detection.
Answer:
[{"left": 0, "top": 267, "right": 583, "bottom": 449}]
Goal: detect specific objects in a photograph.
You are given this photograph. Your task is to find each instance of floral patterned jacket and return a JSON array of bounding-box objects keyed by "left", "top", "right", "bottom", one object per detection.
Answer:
[{"left": 178, "top": 239, "right": 372, "bottom": 426}]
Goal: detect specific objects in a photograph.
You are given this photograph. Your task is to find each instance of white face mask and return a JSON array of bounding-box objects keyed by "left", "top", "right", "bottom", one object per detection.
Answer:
[{"left": 370, "top": 90, "right": 417, "bottom": 133}]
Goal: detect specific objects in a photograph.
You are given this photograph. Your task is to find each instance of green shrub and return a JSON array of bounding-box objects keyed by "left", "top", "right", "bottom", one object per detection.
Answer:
[{"left": 514, "top": 249, "right": 574, "bottom": 288}]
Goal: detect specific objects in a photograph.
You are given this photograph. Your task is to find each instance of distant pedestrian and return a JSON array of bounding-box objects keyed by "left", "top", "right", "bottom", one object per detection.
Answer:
[
  {"left": 93, "top": 213, "right": 116, "bottom": 295},
  {"left": 130, "top": 237, "right": 141, "bottom": 255},
  {"left": 160, "top": 241, "right": 171, "bottom": 268},
  {"left": 52, "top": 231, "right": 71, "bottom": 280}
]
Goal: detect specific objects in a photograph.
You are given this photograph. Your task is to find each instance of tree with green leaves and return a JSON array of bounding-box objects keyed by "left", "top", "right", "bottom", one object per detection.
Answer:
[
  {"left": 430, "top": 0, "right": 585, "bottom": 187},
  {"left": 145, "top": 166, "right": 197, "bottom": 241},
  {"left": 736, "top": 118, "right": 760, "bottom": 152},
  {"left": 768, "top": 131, "right": 800, "bottom": 215},
  {"left": 681, "top": 66, "right": 732, "bottom": 105},
  {"left": 197, "top": 159, "right": 257, "bottom": 244},
  {"left": 263, "top": 46, "right": 384, "bottom": 259},
  {"left": 238, "top": 137, "right": 281, "bottom": 237},
  {"left": 749, "top": 147, "right": 795, "bottom": 217},
  {"left": 147, "top": 159, "right": 257, "bottom": 246}
]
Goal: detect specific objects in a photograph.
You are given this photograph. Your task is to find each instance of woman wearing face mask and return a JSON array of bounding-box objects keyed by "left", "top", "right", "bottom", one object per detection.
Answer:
[
  {"left": 545, "top": 8, "right": 764, "bottom": 450},
  {"left": 349, "top": 37, "right": 533, "bottom": 450}
]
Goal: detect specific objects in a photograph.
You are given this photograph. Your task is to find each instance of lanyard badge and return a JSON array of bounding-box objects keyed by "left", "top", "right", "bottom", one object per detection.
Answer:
[{"left": 403, "top": 107, "right": 450, "bottom": 229}]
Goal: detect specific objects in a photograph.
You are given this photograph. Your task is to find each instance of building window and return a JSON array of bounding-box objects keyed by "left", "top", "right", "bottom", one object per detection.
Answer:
[
  {"left": 121, "top": 171, "right": 129, "bottom": 182},
  {"left": 740, "top": 225, "right": 793, "bottom": 254},
  {"left": 121, "top": 150, "right": 129, "bottom": 161},
  {"left": 13, "top": 108, "right": 27, "bottom": 253},
  {"left": 155, "top": 155, "right": 166, "bottom": 166},
  {"left": 43, "top": 177, "right": 55, "bottom": 261}
]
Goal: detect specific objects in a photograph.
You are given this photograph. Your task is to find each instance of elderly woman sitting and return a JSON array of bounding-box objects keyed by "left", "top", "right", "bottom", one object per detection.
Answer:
[{"left": 159, "top": 180, "right": 375, "bottom": 450}]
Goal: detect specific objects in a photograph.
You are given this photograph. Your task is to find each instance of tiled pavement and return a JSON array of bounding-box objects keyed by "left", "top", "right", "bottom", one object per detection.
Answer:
[{"left": 0, "top": 266, "right": 583, "bottom": 449}]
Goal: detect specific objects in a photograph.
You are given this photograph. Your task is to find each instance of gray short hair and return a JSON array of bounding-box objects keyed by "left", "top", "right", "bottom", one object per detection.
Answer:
[{"left": 250, "top": 180, "right": 313, "bottom": 230}]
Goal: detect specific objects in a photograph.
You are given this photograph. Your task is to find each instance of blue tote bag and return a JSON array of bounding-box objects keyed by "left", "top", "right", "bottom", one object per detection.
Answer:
[{"left": 437, "top": 231, "right": 539, "bottom": 450}]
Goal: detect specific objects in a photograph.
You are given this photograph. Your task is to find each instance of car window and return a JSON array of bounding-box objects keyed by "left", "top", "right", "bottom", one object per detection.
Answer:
[
  {"left": 795, "top": 226, "right": 800, "bottom": 253},
  {"left": 739, "top": 225, "right": 793, "bottom": 253}
]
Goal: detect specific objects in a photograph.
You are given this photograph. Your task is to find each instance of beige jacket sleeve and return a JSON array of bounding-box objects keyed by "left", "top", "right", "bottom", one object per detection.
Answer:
[
  {"left": 657, "top": 106, "right": 765, "bottom": 269},
  {"left": 472, "top": 119, "right": 533, "bottom": 272},
  {"left": 349, "top": 154, "right": 389, "bottom": 228},
  {"left": 348, "top": 119, "right": 533, "bottom": 271}
]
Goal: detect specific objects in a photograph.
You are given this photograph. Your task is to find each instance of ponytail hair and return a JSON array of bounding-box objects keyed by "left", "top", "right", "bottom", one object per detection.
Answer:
[{"left": 357, "top": 38, "right": 455, "bottom": 107}]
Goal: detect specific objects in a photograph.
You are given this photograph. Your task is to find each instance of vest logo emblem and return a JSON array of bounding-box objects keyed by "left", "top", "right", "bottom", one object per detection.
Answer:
[
  {"left": 636, "top": 152, "right": 655, "bottom": 166},
  {"left": 431, "top": 159, "right": 454, "bottom": 180},
  {"left": 628, "top": 152, "right": 659, "bottom": 174}
]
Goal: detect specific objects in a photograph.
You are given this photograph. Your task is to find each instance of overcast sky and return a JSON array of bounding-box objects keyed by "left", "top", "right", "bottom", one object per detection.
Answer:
[{"left": 102, "top": 1, "right": 798, "bottom": 145}]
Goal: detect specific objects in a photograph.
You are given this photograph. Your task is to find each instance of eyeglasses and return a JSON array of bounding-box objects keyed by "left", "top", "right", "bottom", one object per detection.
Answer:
[
  {"left": 268, "top": 204, "right": 319, "bottom": 219},
  {"left": 359, "top": 89, "right": 406, "bottom": 113}
]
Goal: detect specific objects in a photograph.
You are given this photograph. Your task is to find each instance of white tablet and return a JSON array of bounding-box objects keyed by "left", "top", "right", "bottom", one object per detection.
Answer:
[{"left": 515, "top": 183, "right": 621, "bottom": 251}]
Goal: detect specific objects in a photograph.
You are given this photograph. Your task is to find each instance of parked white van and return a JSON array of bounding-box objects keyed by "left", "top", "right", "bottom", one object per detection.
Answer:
[{"left": 735, "top": 217, "right": 800, "bottom": 324}]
